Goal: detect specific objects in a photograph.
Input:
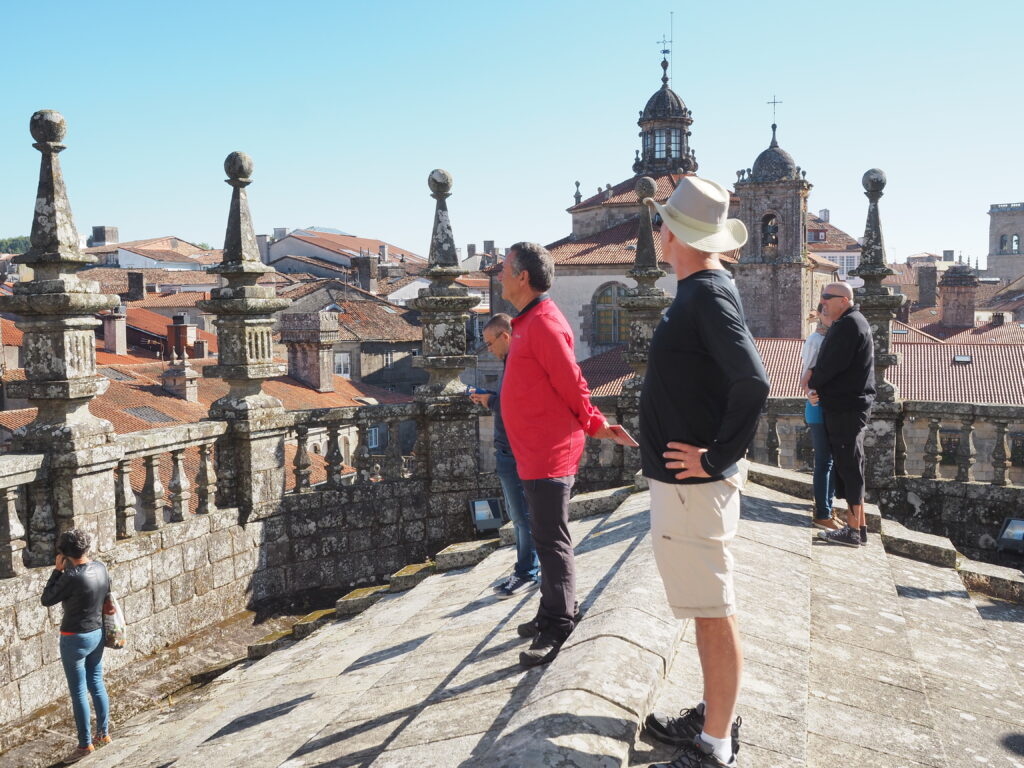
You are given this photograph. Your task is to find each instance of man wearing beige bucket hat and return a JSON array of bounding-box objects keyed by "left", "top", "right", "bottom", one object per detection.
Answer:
[{"left": 639, "top": 176, "right": 770, "bottom": 768}]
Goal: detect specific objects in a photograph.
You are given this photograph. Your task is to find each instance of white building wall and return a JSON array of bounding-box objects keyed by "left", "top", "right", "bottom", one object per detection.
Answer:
[
  {"left": 384, "top": 278, "right": 430, "bottom": 306},
  {"left": 117, "top": 249, "right": 200, "bottom": 271},
  {"left": 267, "top": 236, "right": 351, "bottom": 267}
]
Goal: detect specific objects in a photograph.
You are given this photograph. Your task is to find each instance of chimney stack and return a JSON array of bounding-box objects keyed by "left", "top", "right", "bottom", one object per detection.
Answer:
[
  {"left": 942, "top": 249, "right": 955, "bottom": 262},
  {"left": 938, "top": 263, "right": 979, "bottom": 328},
  {"left": 378, "top": 243, "right": 389, "bottom": 262},
  {"left": 89, "top": 226, "right": 119, "bottom": 248},
  {"left": 161, "top": 349, "right": 199, "bottom": 402},
  {"left": 256, "top": 234, "right": 270, "bottom": 263},
  {"left": 483, "top": 239, "right": 495, "bottom": 256},
  {"left": 273, "top": 227, "right": 288, "bottom": 241},
  {"left": 992, "top": 312, "right": 1005, "bottom": 326},
  {"left": 166, "top": 314, "right": 198, "bottom": 357},
  {"left": 917, "top": 265, "right": 938, "bottom": 308},
  {"left": 351, "top": 251, "right": 379, "bottom": 293},
  {"left": 818, "top": 209, "right": 830, "bottom": 223},
  {"left": 279, "top": 312, "right": 341, "bottom": 392},
  {"left": 102, "top": 306, "right": 128, "bottom": 355},
  {"left": 126, "top": 271, "right": 145, "bottom": 302},
  {"left": 192, "top": 339, "right": 210, "bottom": 359}
]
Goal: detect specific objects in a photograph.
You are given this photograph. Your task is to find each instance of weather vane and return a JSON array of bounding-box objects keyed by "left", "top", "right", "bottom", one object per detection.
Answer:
[{"left": 767, "top": 94, "right": 783, "bottom": 123}]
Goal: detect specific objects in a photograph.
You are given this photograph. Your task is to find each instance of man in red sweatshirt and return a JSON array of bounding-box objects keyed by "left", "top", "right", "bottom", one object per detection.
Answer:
[{"left": 499, "top": 241, "right": 630, "bottom": 667}]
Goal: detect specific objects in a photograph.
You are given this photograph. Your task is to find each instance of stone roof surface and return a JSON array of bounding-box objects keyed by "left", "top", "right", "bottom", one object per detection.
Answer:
[
  {"left": 748, "top": 125, "right": 799, "bottom": 183},
  {"left": 80, "top": 267, "right": 219, "bottom": 294},
  {"left": 569, "top": 174, "right": 680, "bottom": 213},
  {"left": 906, "top": 308, "right": 1024, "bottom": 343}
]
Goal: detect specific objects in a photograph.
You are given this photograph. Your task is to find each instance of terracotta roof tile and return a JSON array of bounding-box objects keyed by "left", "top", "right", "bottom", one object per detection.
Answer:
[
  {"left": 906, "top": 307, "right": 1024, "bottom": 343},
  {"left": 805, "top": 213, "right": 860, "bottom": 252},
  {"left": 285, "top": 232, "right": 425, "bottom": 265},
  {"left": 80, "top": 267, "right": 219, "bottom": 294},
  {"left": 1, "top": 316, "right": 23, "bottom": 346},
  {"left": 123, "top": 247, "right": 204, "bottom": 265},
  {"left": 569, "top": 174, "right": 680, "bottom": 212},
  {"left": 335, "top": 301, "right": 421, "bottom": 342},
  {"left": 548, "top": 219, "right": 736, "bottom": 267},
  {"left": 128, "top": 292, "right": 210, "bottom": 309},
  {"left": 126, "top": 307, "right": 219, "bottom": 353}
]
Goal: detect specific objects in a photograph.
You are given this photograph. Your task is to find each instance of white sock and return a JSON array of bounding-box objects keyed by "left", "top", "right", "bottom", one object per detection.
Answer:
[{"left": 700, "top": 730, "right": 733, "bottom": 764}]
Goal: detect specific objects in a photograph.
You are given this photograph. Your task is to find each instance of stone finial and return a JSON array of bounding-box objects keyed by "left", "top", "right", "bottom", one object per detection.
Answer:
[
  {"left": 634, "top": 176, "right": 659, "bottom": 273},
  {"left": 426, "top": 169, "right": 458, "bottom": 268},
  {"left": 199, "top": 152, "right": 291, "bottom": 417},
  {"left": 574, "top": 180, "right": 582, "bottom": 205},
  {"left": 0, "top": 111, "right": 119, "bottom": 449},
  {"left": 849, "top": 168, "right": 903, "bottom": 404},
  {"left": 410, "top": 169, "right": 479, "bottom": 398}
]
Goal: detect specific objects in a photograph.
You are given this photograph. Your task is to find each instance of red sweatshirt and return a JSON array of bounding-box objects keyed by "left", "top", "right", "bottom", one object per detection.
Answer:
[{"left": 502, "top": 297, "right": 607, "bottom": 480}]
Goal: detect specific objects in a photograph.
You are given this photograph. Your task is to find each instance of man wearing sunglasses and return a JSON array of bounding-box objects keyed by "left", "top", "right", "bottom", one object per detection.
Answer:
[{"left": 808, "top": 282, "right": 876, "bottom": 548}]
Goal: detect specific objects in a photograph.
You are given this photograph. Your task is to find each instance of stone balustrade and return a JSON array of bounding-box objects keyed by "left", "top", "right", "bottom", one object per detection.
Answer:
[{"left": 0, "top": 453, "right": 46, "bottom": 578}]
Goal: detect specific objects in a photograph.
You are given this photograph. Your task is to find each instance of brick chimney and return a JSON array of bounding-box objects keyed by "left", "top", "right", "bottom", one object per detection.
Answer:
[
  {"left": 102, "top": 306, "right": 127, "bottom": 355},
  {"left": 279, "top": 312, "right": 341, "bottom": 392},
  {"left": 161, "top": 349, "right": 199, "bottom": 402},
  {"left": 917, "top": 265, "right": 938, "bottom": 308},
  {"left": 992, "top": 312, "right": 1005, "bottom": 326},
  {"left": 166, "top": 314, "right": 198, "bottom": 357},
  {"left": 938, "top": 264, "right": 979, "bottom": 328},
  {"left": 192, "top": 339, "right": 210, "bottom": 359},
  {"left": 351, "top": 251, "right": 379, "bottom": 293}
]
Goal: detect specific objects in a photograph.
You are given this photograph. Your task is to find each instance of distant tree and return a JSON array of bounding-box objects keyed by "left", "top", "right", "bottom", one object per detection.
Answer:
[
  {"left": 0, "top": 236, "right": 30, "bottom": 254},
  {"left": 197, "top": 241, "right": 212, "bottom": 250}
]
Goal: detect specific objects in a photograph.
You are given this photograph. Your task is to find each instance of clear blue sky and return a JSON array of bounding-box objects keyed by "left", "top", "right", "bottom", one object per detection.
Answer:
[{"left": 2, "top": 0, "right": 1021, "bottom": 266}]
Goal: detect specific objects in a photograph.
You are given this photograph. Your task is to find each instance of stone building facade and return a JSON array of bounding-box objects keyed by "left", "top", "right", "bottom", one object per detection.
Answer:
[{"left": 985, "top": 202, "right": 1024, "bottom": 283}]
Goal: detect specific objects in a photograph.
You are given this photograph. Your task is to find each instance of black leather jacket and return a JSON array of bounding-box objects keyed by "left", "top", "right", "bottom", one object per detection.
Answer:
[{"left": 41, "top": 560, "right": 110, "bottom": 633}]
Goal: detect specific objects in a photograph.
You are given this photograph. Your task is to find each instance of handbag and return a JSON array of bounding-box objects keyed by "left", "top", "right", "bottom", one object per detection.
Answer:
[{"left": 102, "top": 593, "right": 127, "bottom": 650}]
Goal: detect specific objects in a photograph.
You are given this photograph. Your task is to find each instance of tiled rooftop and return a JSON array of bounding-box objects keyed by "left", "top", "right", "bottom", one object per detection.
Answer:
[
  {"left": 126, "top": 307, "right": 219, "bottom": 353},
  {"left": 568, "top": 173, "right": 679, "bottom": 212},
  {"left": 79, "top": 267, "right": 220, "bottom": 294},
  {"left": 805, "top": 213, "right": 860, "bottom": 252},
  {"left": 907, "top": 307, "right": 1024, "bottom": 343},
  {"left": 285, "top": 232, "right": 426, "bottom": 266},
  {"left": 128, "top": 291, "right": 210, "bottom": 309}
]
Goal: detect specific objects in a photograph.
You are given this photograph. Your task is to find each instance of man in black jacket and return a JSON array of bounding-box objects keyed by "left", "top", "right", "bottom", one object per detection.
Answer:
[{"left": 808, "top": 282, "right": 875, "bottom": 548}]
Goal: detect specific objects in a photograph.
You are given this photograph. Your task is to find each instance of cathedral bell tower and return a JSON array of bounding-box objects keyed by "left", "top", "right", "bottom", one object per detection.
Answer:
[
  {"left": 732, "top": 123, "right": 815, "bottom": 338},
  {"left": 633, "top": 58, "right": 697, "bottom": 177}
]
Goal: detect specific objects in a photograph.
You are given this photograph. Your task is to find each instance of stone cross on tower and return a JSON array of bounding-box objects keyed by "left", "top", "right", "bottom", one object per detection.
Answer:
[{"left": 766, "top": 95, "right": 783, "bottom": 123}]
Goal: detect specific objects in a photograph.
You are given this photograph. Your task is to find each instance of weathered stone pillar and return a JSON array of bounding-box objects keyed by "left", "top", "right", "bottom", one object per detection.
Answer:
[
  {"left": 410, "top": 170, "right": 481, "bottom": 546},
  {"left": 620, "top": 176, "right": 672, "bottom": 479},
  {"left": 849, "top": 169, "right": 905, "bottom": 492},
  {"left": 198, "top": 152, "right": 291, "bottom": 521},
  {"left": 0, "top": 111, "right": 122, "bottom": 560}
]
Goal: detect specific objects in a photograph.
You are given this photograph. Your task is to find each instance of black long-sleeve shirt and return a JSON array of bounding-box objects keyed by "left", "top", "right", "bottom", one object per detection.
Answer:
[
  {"left": 640, "top": 269, "right": 770, "bottom": 484},
  {"left": 41, "top": 560, "right": 110, "bottom": 634},
  {"left": 808, "top": 306, "right": 875, "bottom": 413}
]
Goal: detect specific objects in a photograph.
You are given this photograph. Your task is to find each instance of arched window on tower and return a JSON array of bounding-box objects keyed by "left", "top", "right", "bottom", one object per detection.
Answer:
[
  {"left": 593, "top": 283, "right": 627, "bottom": 345},
  {"left": 761, "top": 214, "right": 779, "bottom": 257},
  {"left": 654, "top": 129, "right": 667, "bottom": 159},
  {"left": 1013, "top": 234, "right": 1021, "bottom": 254},
  {"left": 643, "top": 132, "right": 652, "bottom": 156},
  {"left": 669, "top": 129, "right": 681, "bottom": 158},
  {"left": 1000, "top": 235, "right": 1008, "bottom": 253}
]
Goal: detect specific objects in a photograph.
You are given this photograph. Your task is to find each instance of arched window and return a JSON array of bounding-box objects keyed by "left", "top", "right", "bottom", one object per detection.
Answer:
[
  {"left": 761, "top": 214, "right": 779, "bottom": 255},
  {"left": 594, "top": 283, "right": 627, "bottom": 345},
  {"left": 1000, "top": 235, "right": 1008, "bottom": 253},
  {"left": 1013, "top": 234, "right": 1021, "bottom": 254},
  {"left": 669, "top": 129, "right": 681, "bottom": 157}
]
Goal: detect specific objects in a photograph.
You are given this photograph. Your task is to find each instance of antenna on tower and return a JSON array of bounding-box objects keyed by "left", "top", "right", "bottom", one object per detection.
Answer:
[{"left": 670, "top": 11, "right": 674, "bottom": 83}]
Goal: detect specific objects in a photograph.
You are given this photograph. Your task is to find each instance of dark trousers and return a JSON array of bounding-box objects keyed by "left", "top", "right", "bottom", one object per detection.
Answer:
[
  {"left": 522, "top": 475, "right": 575, "bottom": 638},
  {"left": 824, "top": 408, "right": 870, "bottom": 506}
]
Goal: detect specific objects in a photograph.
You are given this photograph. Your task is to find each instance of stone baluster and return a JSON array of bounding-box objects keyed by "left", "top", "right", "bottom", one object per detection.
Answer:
[
  {"left": 168, "top": 449, "right": 191, "bottom": 522},
  {"left": 766, "top": 411, "right": 781, "bottom": 467},
  {"left": 894, "top": 411, "right": 908, "bottom": 477},
  {"left": 0, "top": 111, "right": 121, "bottom": 547},
  {"left": 325, "top": 425, "right": 345, "bottom": 488},
  {"left": 922, "top": 417, "right": 942, "bottom": 480},
  {"left": 140, "top": 455, "right": 165, "bottom": 531},
  {"left": 195, "top": 443, "right": 217, "bottom": 514},
  {"left": 386, "top": 420, "right": 403, "bottom": 479},
  {"left": 293, "top": 426, "right": 312, "bottom": 492},
  {"left": 955, "top": 415, "right": 976, "bottom": 483},
  {"left": 197, "top": 152, "right": 292, "bottom": 519},
  {"left": 114, "top": 459, "right": 137, "bottom": 538},
  {"left": 355, "top": 427, "right": 372, "bottom": 484},
  {"left": 990, "top": 420, "right": 1011, "bottom": 487},
  {"left": 0, "top": 487, "right": 27, "bottom": 577}
]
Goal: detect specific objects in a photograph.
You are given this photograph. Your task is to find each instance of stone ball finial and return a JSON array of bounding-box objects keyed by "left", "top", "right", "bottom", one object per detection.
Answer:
[
  {"left": 862, "top": 168, "right": 886, "bottom": 195},
  {"left": 30, "top": 110, "right": 67, "bottom": 143},
  {"left": 428, "top": 168, "right": 453, "bottom": 196},
  {"left": 224, "top": 151, "right": 254, "bottom": 181},
  {"left": 635, "top": 176, "right": 657, "bottom": 200}
]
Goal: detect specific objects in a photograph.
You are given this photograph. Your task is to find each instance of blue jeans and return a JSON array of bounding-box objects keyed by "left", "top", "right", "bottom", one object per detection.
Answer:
[
  {"left": 496, "top": 450, "right": 539, "bottom": 581},
  {"left": 808, "top": 420, "right": 836, "bottom": 520},
  {"left": 60, "top": 629, "right": 109, "bottom": 748}
]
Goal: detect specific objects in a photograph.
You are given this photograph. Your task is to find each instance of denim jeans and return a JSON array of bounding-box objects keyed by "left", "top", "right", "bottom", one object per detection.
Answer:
[
  {"left": 496, "top": 450, "right": 539, "bottom": 581},
  {"left": 59, "top": 628, "right": 109, "bottom": 748},
  {"left": 808, "top": 420, "right": 836, "bottom": 519}
]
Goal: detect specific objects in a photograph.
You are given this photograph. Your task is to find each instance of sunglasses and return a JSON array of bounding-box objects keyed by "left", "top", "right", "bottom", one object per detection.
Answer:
[{"left": 820, "top": 293, "right": 845, "bottom": 301}]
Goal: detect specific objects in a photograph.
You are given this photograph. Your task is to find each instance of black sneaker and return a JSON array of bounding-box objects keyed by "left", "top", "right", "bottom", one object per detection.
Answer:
[
  {"left": 860, "top": 525, "right": 868, "bottom": 545},
  {"left": 519, "top": 629, "right": 565, "bottom": 667},
  {"left": 645, "top": 703, "right": 741, "bottom": 754},
  {"left": 516, "top": 602, "right": 581, "bottom": 638},
  {"left": 493, "top": 574, "right": 514, "bottom": 593},
  {"left": 496, "top": 574, "right": 538, "bottom": 600},
  {"left": 816, "top": 525, "right": 861, "bottom": 548},
  {"left": 649, "top": 736, "right": 736, "bottom": 768}
]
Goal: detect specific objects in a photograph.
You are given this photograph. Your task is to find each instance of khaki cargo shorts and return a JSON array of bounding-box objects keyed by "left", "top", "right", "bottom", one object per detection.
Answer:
[{"left": 648, "top": 473, "right": 742, "bottom": 619}]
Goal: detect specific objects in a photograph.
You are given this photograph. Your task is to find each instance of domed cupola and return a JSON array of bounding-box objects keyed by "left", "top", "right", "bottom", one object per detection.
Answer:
[
  {"left": 748, "top": 124, "right": 799, "bottom": 183},
  {"left": 632, "top": 58, "right": 697, "bottom": 176}
]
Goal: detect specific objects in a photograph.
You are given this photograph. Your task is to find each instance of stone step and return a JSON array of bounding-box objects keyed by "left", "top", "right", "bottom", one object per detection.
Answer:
[
  {"left": 880, "top": 517, "right": 958, "bottom": 568},
  {"left": 958, "top": 556, "right": 1024, "bottom": 604},
  {"left": 388, "top": 560, "right": 436, "bottom": 592},
  {"left": 434, "top": 537, "right": 499, "bottom": 571},
  {"left": 746, "top": 462, "right": 882, "bottom": 532},
  {"left": 86, "top": 486, "right": 663, "bottom": 767}
]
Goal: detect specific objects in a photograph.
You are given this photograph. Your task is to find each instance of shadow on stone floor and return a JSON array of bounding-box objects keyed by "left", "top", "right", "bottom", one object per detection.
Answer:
[
  {"left": 1002, "top": 733, "right": 1024, "bottom": 754},
  {"left": 975, "top": 599, "right": 1024, "bottom": 623},
  {"left": 458, "top": 713, "right": 631, "bottom": 768},
  {"left": 894, "top": 584, "right": 971, "bottom": 601},
  {"left": 205, "top": 693, "right": 314, "bottom": 742},
  {"left": 344, "top": 634, "right": 430, "bottom": 671}
]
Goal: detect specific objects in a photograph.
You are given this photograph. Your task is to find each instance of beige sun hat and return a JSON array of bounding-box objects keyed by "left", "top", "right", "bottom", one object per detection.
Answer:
[{"left": 645, "top": 175, "right": 748, "bottom": 253}]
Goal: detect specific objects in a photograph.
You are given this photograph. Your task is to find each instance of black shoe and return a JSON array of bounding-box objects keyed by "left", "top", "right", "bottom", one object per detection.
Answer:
[
  {"left": 516, "top": 602, "right": 581, "bottom": 639},
  {"left": 649, "top": 736, "right": 736, "bottom": 768},
  {"left": 816, "top": 525, "right": 861, "bottom": 548},
  {"left": 860, "top": 525, "right": 868, "bottom": 545},
  {"left": 519, "top": 629, "right": 565, "bottom": 667},
  {"left": 645, "top": 703, "right": 741, "bottom": 754},
  {"left": 496, "top": 574, "right": 538, "bottom": 600}
]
